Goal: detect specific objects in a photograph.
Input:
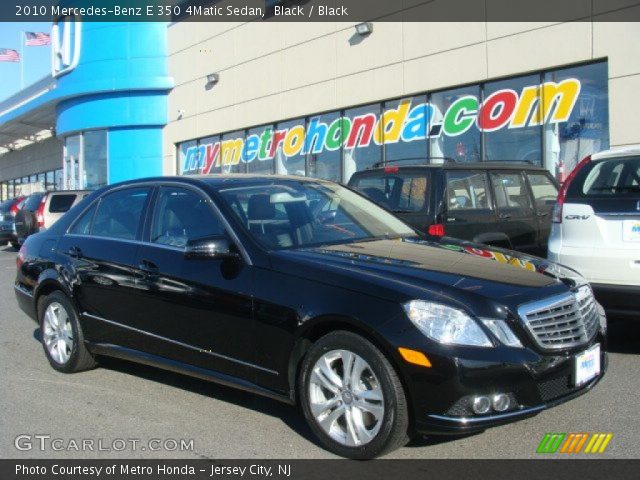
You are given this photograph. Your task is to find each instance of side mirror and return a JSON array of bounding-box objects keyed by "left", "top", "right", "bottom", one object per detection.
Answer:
[{"left": 184, "top": 237, "right": 239, "bottom": 260}]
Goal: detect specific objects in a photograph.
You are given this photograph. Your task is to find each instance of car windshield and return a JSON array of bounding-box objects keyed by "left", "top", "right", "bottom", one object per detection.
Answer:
[{"left": 218, "top": 180, "right": 417, "bottom": 250}]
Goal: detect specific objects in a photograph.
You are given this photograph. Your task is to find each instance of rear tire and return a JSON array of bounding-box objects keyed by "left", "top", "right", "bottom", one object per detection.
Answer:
[
  {"left": 299, "top": 331, "right": 409, "bottom": 459},
  {"left": 10, "top": 241, "right": 20, "bottom": 250},
  {"left": 39, "top": 291, "right": 97, "bottom": 373}
]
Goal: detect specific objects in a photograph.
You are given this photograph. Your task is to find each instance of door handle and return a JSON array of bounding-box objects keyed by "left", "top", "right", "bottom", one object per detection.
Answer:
[
  {"left": 138, "top": 260, "right": 160, "bottom": 275},
  {"left": 537, "top": 212, "right": 549, "bottom": 217},
  {"left": 67, "top": 246, "right": 82, "bottom": 258},
  {"left": 498, "top": 213, "right": 512, "bottom": 220}
]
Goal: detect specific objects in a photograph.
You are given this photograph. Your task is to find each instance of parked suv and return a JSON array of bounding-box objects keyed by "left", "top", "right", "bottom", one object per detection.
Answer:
[
  {"left": 15, "top": 175, "right": 605, "bottom": 459},
  {"left": 0, "top": 196, "right": 25, "bottom": 249},
  {"left": 14, "top": 190, "right": 89, "bottom": 246},
  {"left": 348, "top": 161, "right": 559, "bottom": 256},
  {"left": 548, "top": 146, "right": 640, "bottom": 318}
]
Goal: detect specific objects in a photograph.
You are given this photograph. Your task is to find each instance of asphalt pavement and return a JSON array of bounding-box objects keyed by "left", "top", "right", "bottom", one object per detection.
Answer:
[{"left": 0, "top": 245, "right": 638, "bottom": 459}]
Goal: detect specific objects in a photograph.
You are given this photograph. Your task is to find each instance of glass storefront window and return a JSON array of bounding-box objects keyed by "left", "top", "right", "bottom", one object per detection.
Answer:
[
  {"left": 246, "top": 126, "right": 274, "bottom": 175},
  {"left": 274, "top": 119, "right": 306, "bottom": 176},
  {"left": 63, "top": 135, "right": 81, "bottom": 190},
  {"left": 430, "top": 86, "right": 482, "bottom": 163},
  {"left": 220, "top": 131, "right": 246, "bottom": 174},
  {"left": 384, "top": 96, "right": 428, "bottom": 166},
  {"left": 483, "top": 74, "right": 542, "bottom": 163},
  {"left": 308, "top": 112, "right": 342, "bottom": 183},
  {"left": 197, "top": 135, "right": 221, "bottom": 175},
  {"left": 178, "top": 140, "right": 197, "bottom": 175},
  {"left": 544, "top": 62, "right": 609, "bottom": 177},
  {"left": 46, "top": 171, "right": 55, "bottom": 191},
  {"left": 83, "top": 130, "right": 108, "bottom": 189},
  {"left": 343, "top": 104, "right": 382, "bottom": 181}
]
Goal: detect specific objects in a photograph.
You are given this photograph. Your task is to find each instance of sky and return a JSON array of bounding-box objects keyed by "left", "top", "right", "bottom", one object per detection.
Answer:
[{"left": 0, "top": 22, "right": 52, "bottom": 102}]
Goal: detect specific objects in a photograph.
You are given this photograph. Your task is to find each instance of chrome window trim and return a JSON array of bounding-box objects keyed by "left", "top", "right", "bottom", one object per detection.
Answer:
[{"left": 82, "top": 312, "right": 278, "bottom": 375}]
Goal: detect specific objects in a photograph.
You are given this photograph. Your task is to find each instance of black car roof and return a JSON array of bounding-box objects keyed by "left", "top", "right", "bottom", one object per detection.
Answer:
[{"left": 106, "top": 174, "right": 324, "bottom": 191}]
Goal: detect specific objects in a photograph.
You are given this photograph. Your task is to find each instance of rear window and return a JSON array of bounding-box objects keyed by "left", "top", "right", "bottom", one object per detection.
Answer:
[
  {"left": 24, "top": 193, "right": 45, "bottom": 211},
  {"left": 49, "top": 194, "right": 77, "bottom": 213},
  {"left": 350, "top": 172, "right": 429, "bottom": 212},
  {"left": 571, "top": 157, "right": 640, "bottom": 197}
]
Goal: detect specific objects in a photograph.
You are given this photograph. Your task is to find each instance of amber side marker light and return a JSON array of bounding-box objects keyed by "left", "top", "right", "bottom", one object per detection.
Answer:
[{"left": 398, "top": 347, "right": 432, "bottom": 367}]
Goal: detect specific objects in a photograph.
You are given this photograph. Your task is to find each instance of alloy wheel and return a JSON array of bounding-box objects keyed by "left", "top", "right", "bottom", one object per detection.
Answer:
[
  {"left": 308, "top": 349, "right": 385, "bottom": 447},
  {"left": 42, "top": 302, "right": 73, "bottom": 364}
]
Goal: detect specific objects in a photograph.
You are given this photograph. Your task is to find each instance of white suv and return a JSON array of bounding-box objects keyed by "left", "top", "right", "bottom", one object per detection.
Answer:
[{"left": 548, "top": 146, "right": 640, "bottom": 319}]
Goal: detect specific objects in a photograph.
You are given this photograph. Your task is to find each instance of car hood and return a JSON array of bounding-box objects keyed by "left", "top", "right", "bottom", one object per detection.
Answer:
[{"left": 271, "top": 237, "right": 583, "bottom": 312}]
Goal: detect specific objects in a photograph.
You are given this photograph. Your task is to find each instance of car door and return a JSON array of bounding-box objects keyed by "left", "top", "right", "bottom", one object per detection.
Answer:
[
  {"left": 525, "top": 171, "right": 559, "bottom": 254},
  {"left": 441, "top": 169, "right": 498, "bottom": 242},
  {"left": 57, "top": 186, "right": 152, "bottom": 344},
  {"left": 489, "top": 170, "right": 538, "bottom": 252},
  {"left": 131, "top": 184, "right": 256, "bottom": 380}
]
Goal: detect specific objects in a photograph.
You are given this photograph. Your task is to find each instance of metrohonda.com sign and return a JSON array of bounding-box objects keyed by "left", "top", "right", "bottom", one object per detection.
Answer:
[{"left": 182, "top": 78, "right": 581, "bottom": 174}]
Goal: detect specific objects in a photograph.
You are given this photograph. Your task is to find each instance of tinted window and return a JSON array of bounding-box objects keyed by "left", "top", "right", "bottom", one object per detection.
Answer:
[
  {"left": 527, "top": 173, "right": 558, "bottom": 208},
  {"left": 490, "top": 172, "right": 532, "bottom": 209},
  {"left": 24, "top": 193, "right": 45, "bottom": 211},
  {"left": 445, "top": 171, "right": 490, "bottom": 210},
  {"left": 151, "top": 187, "right": 225, "bottom": 248},
  {"left": 91, "top": 188, "right": 150, "bottom": 240},
  {"left": 49, "top": 194, "right": 77, "bottom": 213},
  {"left": 69, "top": 203, "right": 98, "bottom": 235},
  {"left": 351, "top": 173, "right": 428, "bottom": 212},
  {"left": 576, "top": 157, "right": 640, "bottom": 197}
]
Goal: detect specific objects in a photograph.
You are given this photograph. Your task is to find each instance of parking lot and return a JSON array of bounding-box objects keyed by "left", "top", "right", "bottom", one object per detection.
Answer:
[{"left": 0, "top": 245, "right": 638, "bottom": 460}]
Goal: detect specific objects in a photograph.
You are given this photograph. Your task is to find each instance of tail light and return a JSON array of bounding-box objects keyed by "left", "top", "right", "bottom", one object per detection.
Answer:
[
  {"left": 10, "top": 197, "right": 23, "bottom": 217},
  {"left": 17, "top": 244, "right": 26, "bottom": 269},
  {"left": 428, "top": 223, "right": 445, "bottom": 237},
  {"left": 384, "top": 166, "right": 399, "bottom": 173},
  {"left": 36, "top": 193, "right": 48, "bottom": 229},
  {"left": 552, "top": 155, "right": 591, "bottom": 224}
]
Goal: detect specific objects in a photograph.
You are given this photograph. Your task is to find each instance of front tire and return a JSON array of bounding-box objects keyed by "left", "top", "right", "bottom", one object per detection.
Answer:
[
  {"left": 39, "top": 291, "right": 97, "bottom": 373},
  {"left": 299, "top": 331, "right": 409, "bottom": 459}
]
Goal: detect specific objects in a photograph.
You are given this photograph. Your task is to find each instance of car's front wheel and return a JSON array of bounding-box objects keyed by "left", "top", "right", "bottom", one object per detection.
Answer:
[
  {"left": 299, "top": 331, "right": 409, "bottom": 459},
  {"left": 39, "top": 291, "right": 97, "bottom": 373}
]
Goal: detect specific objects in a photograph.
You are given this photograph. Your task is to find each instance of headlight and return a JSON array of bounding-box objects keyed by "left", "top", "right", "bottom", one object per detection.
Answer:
[
  {"left": 403, "top": 301, "right": 492, "bottom": 347},
  {"left": 480, "top": 319, "right": 523, "bottom": 348}
]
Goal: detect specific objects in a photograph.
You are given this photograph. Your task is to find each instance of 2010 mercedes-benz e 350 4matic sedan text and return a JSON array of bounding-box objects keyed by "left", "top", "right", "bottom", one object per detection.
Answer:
[{"left": 15, "top": 175, "right": 607, "bottom": 459}]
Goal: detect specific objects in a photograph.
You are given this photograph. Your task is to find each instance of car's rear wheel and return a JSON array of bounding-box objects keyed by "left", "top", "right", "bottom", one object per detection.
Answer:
[
  {"left": 299, "top": 331, "right": 409, "bottom": 459},
  {"left": 10, "top": 241, "right": 20, "bottom": 250},
  {"left": 39, "top": 291, "right": 97, "bottom": 373}
]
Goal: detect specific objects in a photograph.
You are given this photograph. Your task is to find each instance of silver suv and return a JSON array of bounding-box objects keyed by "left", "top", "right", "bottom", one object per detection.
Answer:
[{"left": 548, "top": 146, "right": 640, "bottom": 319}]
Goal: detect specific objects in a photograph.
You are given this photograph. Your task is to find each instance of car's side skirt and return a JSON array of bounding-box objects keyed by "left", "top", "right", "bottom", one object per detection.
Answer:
[{"left": 87, "top": 342, "right": 295, "bottom": 405}]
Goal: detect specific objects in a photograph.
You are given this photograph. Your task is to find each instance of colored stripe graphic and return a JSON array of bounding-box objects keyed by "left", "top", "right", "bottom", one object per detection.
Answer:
[
  {"left": 537, "top": 433, "right": 613, "bottom": 454},
  {"left": 537, "top": 433, "right": 566, "bottom": 453},
  {"left": 560, "top": 433, "right": 589, "bottom": 453},
  {"left": 584, "top": 433, "right": 613, "bottom": 454}
]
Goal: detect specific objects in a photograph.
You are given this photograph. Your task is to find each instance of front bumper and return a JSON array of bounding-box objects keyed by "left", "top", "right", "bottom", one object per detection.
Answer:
[{"left": 381, "top": 313, "right": 608, "bottom": 435}]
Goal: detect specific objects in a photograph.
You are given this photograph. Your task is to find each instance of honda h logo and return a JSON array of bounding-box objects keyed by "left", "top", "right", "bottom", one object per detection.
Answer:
[{"left": 51, "top": 15, "right": 82, "bottom": 78}]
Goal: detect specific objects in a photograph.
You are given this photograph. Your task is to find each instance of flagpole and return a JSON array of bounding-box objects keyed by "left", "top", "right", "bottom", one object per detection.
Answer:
[{"left": 19, "top": 31, "right": 24, "bottom": 90}]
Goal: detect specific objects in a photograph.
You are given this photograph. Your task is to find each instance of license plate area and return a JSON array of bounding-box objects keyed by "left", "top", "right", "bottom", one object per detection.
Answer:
[
  {"left": 574, "top": 343, "right": 601, "bottom": 387},
  {"left": 623, "top": 220, "right": 640, "bottom": 242}
]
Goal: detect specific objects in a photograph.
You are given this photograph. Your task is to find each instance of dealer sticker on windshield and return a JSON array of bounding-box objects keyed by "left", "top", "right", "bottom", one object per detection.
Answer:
[
  {"left": 622, "top": 220, "right": 640, "bottom": 242},
  {"left": 574, "top": 343, "right": 601, "bottom": 387}
]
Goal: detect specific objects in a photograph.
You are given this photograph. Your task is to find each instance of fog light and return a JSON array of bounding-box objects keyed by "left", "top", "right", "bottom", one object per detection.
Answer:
[
  {"left": 472, "top": 396, "right": 491, "bottom": 415},
  {"left": 492, "top": 393, "right": 511, "bottom": 412}
]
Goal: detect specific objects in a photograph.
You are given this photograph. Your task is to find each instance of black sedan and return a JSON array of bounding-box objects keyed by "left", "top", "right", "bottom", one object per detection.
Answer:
[{"left": 14, "top": 175, "right": 607, "bottom": 459}]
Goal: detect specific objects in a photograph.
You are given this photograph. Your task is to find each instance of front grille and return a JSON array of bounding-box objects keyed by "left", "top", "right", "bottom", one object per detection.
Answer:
[{"left": 518, "top": 286, "right": 599, "bottom": 350}]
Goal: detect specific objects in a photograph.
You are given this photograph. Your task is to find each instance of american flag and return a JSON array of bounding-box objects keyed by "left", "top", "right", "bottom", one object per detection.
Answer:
[
  {"left": 24, "top": 32, "right": 51, "bottom": 46},
  {"left": 0, "top": 48, "right": 20, "bottom": 62}
]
